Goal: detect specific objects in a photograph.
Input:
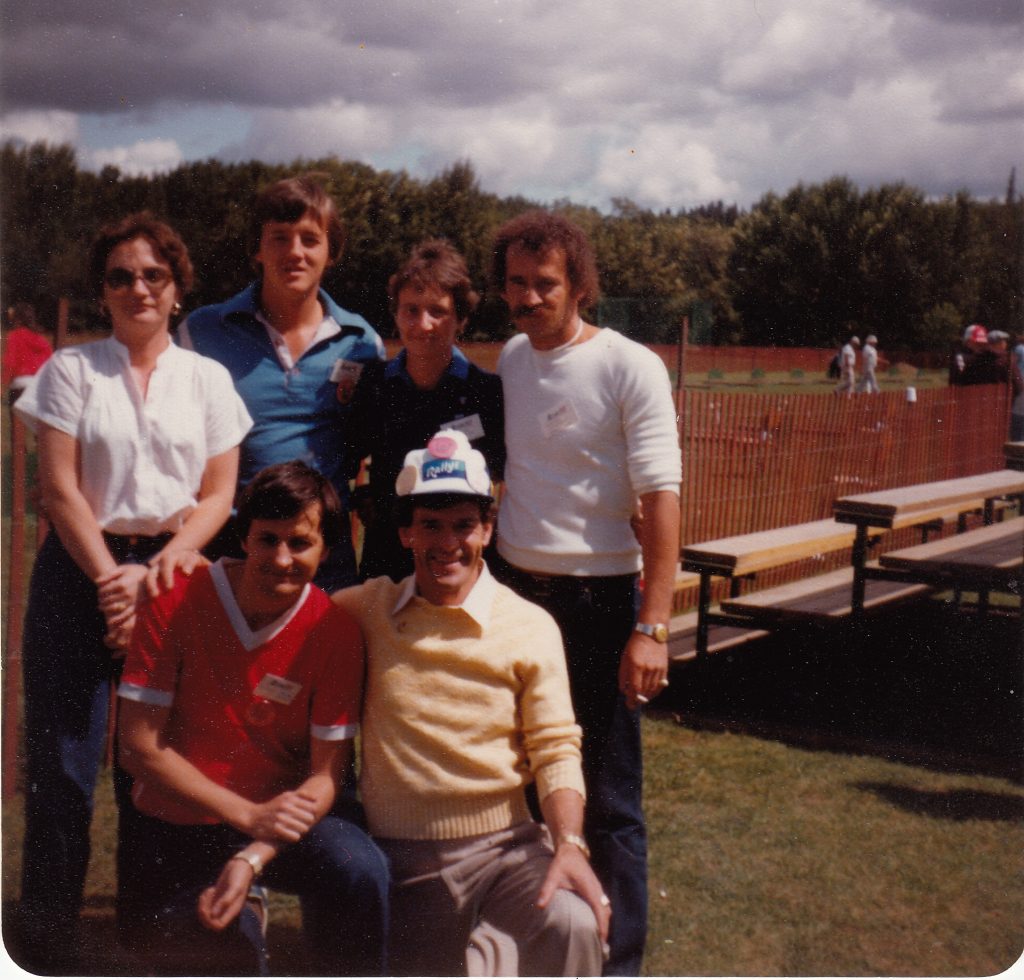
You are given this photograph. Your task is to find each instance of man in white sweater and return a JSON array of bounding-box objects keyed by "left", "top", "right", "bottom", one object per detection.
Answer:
[{"left": 489, "top": 210, "right": 682, "bottom": 976}]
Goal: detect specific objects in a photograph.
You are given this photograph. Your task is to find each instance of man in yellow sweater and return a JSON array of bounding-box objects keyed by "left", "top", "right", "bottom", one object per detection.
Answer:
[{"left": 333, "top": 429, "right": 608, "bottom": 976}]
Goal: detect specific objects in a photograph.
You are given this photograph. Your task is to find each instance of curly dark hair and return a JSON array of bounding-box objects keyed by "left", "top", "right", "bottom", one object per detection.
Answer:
[{"left": 489, "top": 209, "right": 599, "bottom": 308}]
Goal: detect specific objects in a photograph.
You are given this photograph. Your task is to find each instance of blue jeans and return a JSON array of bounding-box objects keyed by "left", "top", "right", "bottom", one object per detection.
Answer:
[
  {"left": 19, "top": 531, "right": 161, "bottom": 970},
  {"left": 493, "top": 559, "right": 647, "bottom": 976},
  {"left": 119, "top": 802, "right": 390, "bottom": 976}
]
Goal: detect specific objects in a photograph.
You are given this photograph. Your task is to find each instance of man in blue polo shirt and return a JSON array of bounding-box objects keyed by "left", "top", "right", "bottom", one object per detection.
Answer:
[{"left": 179, "top": 173, "right": 385, "bottom": 590}]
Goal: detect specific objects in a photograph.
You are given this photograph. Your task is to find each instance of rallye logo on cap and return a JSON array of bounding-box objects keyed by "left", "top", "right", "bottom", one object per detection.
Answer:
[{"left": 423, "top": 458, "right": 466, "bottom": 481}]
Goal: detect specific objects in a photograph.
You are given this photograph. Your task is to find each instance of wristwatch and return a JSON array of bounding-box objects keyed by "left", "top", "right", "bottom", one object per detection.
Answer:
[
  {"left": 634, "top": 622, "right": 669, "bottom": 643},
  {"left": 557, "top": 833, "right": 591, "bottom": 861},
  {"left": 230, "top": 851, "right": 264, "bottom": 877}
]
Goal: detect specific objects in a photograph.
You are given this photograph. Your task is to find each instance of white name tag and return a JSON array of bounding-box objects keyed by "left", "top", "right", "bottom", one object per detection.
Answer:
[
  {"left": 329, "top": 359, "right": 364, "bottom": 384},
  {"left": 444, "top": 413, "right": 485, "bottom": 441},
  {"left": 253, "top": 674, "right": 302, "bottom": 705},
  {"left": 540, "top": 400, "right": 579, "bottom": 438}
]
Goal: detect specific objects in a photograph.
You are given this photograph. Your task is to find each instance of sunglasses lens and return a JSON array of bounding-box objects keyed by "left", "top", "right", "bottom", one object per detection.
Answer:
[
  {"left": 104, "top": 267, "right": 171, "bottom": 290},
  {"left": 143, "top": 268, "right": 170, "bottom": 286},
  {"left": 105, "top": 269, "right": 134, "bottom": 289}
]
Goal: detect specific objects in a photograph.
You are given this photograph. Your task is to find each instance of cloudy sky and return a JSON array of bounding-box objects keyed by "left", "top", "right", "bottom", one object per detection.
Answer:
[{"left": 1, "top": 0, "right": 1021, "bottom": 211}]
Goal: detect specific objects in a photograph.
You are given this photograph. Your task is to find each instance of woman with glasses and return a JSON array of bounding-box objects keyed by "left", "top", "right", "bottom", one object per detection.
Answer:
[{"left": 12, "top": 213, "right": 251, "bottom": 973}]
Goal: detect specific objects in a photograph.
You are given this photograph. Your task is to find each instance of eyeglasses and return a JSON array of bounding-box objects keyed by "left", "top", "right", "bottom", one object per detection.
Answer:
[{"left": 104, "top": 267, "right": 173, "bottom": 291}]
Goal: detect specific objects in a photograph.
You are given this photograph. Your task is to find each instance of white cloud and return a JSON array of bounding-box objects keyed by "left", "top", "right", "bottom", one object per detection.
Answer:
[
  {"left": 0, "top": 109, "right": 79, "bottom": 146},
  {"left": 85, "top": 139, "right": 184, "bottom": 176},
  {"left": 1, "top": 0, "right": 1020, "bottom": 209}
]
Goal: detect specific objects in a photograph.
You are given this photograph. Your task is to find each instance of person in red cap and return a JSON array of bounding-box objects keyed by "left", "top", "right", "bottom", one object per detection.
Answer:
[{"left": 950, "top": 324, "right": 988, "bottom": 385}]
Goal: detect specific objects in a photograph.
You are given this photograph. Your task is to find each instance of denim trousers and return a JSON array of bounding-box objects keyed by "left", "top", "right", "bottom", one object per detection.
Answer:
[
  {"left": 492, "top": 558, "right": 647, "bottom": 976},
  {"left": 19, "top": 530, "right": 162, "bottom": 969},
  {"left": 118, "top": 803, "right": 390, "bottom": 976}
]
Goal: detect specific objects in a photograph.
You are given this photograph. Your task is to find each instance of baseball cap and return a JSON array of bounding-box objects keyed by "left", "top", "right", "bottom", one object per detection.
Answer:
[
  {"left": 963, "top": 324, "right": 988, "bottom": 344},
  {"left": 865, "top": 335, "right": 878, "bottom": 344},
  {"left": 395, "top": 429, "right": 493, "bottom": 499},
  {"left": 987, "top": 330, "right": 1009, "bottom": 342}
]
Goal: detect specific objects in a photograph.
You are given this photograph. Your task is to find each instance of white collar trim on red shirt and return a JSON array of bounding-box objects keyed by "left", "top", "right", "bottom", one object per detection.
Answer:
[
  {"left": 391, "top": 561, "right": 496, "bottom": 629},
  {"left": 209, "top": 558, "right": 312, "bottom": 651}
]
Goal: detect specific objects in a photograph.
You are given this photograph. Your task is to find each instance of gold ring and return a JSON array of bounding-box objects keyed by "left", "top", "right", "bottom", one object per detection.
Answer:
[{"left": 659, "top": 678, "right": 670, "bottom": 688}]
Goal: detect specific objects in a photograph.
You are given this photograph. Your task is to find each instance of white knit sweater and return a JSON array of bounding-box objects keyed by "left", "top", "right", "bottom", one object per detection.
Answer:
[{"left": 498, "top": 328, "right": 682, "bottom": 576}]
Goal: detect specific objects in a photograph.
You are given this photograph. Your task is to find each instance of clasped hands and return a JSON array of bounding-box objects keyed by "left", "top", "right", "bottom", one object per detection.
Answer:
[{"left": 197, "top": 790, "right": 320, "bottom": 933}]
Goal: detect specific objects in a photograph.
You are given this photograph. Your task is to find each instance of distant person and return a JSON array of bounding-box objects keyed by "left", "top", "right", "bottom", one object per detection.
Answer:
[
  {"left": 488, "top": 210, "right": 681, "bottom": 975},
  {"left": 3, "top": 302, "right": 53, "bottom": 403},
  {"left": 856, "top": 334, "right": 880, "bottom": 394},
  {"left": 332, "top": 431, "right": 607, "bottom": 976},
  {"left": 1011, "top": 334, "right": 1024, "bottom": 441},
  {"left": 345, "top": 239, "right": 504, "bottom": 582},
  {"left": 960, "top": 326, "right": 1010, "bottom": 386},
  {"left": 984, "top": 330, "right": 1023, "bottom": 437},
  {"left": 179, "top": 172, "right": 385, "bottom": 590},
  {"left": 12, "top": 213, "right": 250, "bottom": 974},
  {"left": 949, "top": 323, "right": 988, "bottom": 385},
  {"left": 834, "top": 335, "right": 860, "bottom": 396},
  {"left": 117, "top": 462, "right": 388, "bottom": 976}
]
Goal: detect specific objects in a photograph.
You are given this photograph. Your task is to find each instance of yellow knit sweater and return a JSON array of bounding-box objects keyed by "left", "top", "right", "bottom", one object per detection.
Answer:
[{"left": 351, "top": 572, "right": 585, "bottom": 840}]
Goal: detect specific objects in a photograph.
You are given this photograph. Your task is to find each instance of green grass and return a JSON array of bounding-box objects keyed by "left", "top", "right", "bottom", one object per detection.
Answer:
[{"left": 4, "top": 598, "right": 1023, "bottom": 976}]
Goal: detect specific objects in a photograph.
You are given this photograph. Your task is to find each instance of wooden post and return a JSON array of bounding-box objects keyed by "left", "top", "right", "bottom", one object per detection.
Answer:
[
  {"left": 4, "top": 414, "right": 28, "bottom": 798},
  {"left": 56, "top": 297, "right": 69, "bottom": 350},
  {"left": 676, "top": 314, "right": 689, "bottom": 423}
]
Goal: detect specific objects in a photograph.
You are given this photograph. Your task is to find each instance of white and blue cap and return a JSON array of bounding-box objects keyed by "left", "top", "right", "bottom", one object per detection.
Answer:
[{"left": 395, "top": 429, "right": 493, "bottom": 499}]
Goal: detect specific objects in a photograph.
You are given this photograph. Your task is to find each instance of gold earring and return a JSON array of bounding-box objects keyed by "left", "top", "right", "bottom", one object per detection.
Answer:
[{"left": 171, "top": 302, "right": 182, "bottom": 317}]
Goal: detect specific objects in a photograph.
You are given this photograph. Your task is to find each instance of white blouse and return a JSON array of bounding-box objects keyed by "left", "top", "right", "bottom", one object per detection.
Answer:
[{"left": 15, "top": 336, "right": 252, "bottom": 536}]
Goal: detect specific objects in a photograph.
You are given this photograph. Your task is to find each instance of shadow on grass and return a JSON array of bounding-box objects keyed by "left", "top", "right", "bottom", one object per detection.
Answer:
[
  {"left": 3, "top": 898, "right": 316, "bottom": 977},
  {"left": 662, "top": 598, "right": 1023, "bottom": 782},
  {"left": 851, "top": 782, "right": 1024, "bottom": 821}
]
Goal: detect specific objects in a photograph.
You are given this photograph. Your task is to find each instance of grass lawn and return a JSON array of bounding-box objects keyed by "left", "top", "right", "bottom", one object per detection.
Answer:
[{"left": 3, "top": 599, "right": 1021, "bottom": 976}]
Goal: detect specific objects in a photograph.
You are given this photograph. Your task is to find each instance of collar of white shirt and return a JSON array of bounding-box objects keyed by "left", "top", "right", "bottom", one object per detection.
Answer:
[{"left": 391, "top": 561, "right": 496, "bottom": 629}]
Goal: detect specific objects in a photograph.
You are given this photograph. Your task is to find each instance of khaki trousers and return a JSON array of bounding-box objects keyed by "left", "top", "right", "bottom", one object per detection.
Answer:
[{"left": 380, "top": 821, "right": 603, "bottom": 977}]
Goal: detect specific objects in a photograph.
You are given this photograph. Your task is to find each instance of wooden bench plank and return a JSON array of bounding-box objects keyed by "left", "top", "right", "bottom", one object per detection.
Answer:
[
  {"left": 668, "top": 610, "right": 768, "bottom": 662},
  {"left": 878, "top": 517, "right": 1023, "bottom": 590},
  {"left": 720, "top": 566, "right": 930, "bottom": 623},
  {"left": 682, "top": 519, "right": 856, "bottom": 577},
  {"left": 835, "top": 470, "right": 1024, "bottom": 527}
]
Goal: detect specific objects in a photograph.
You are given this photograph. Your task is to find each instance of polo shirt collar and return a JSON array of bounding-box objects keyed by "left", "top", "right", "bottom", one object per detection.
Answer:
[
  {"left": 391, "top": 560, "right": 496, "bottom": 628},
  {"left": 224, "top": 281, "right": 371, "bottom": 334},
  {"left": 385, "top": 345, "right": 471, "bottom": 382}
]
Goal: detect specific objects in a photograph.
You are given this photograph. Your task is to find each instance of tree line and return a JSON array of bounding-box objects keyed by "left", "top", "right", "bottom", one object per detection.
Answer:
[{"left": 2, "top": 141, "right": 1020, "bottom": 350}]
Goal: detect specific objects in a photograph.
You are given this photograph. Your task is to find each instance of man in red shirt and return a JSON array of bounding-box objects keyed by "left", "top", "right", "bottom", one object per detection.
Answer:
[{"left": 116, "top": 461, "right": 388, "bottom": 975}]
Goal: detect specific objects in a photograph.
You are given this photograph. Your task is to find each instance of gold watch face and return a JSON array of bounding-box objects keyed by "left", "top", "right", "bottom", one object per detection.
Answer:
[{"left": 637, "top": 623, "right": 669, "bottom": 643}]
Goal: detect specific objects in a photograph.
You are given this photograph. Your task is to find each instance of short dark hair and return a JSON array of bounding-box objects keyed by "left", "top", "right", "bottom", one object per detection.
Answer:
[
  {"left": 394, "top": 492, "right": 495, "bottom": 529},
  {"left": 88, "top": 212, "right": 194, "bottom": 300},
  {"left": 235, "top": 461, "right": 343, "bottom": 548},
  {"left": 490, "top": 209, "right": 600, "bottom": 308},
  {"left": 252, "top": 172, "right": 345, "bottom": 264},
  {"left": 388, "top": 239, "right": 479, "bottom": 322}
]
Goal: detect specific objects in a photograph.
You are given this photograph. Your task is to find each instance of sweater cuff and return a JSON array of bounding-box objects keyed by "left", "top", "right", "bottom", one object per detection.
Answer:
[{"left": 535, "top": 758, "right": 587, "bottom": 804}]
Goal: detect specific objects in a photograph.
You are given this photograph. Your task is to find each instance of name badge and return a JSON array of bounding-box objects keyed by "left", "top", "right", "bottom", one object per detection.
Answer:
[
  {"left": 330, "top": 359, "right": 364, "bottom": 404},
  {"left": 540, "top": 400, "right": 579, "bottom": 439},
  {"left": 444, "top": 413, "right": 485, "bottom": 441},
  {"left": 253, "top": 674, "right": 302, "bottom": 705}
]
